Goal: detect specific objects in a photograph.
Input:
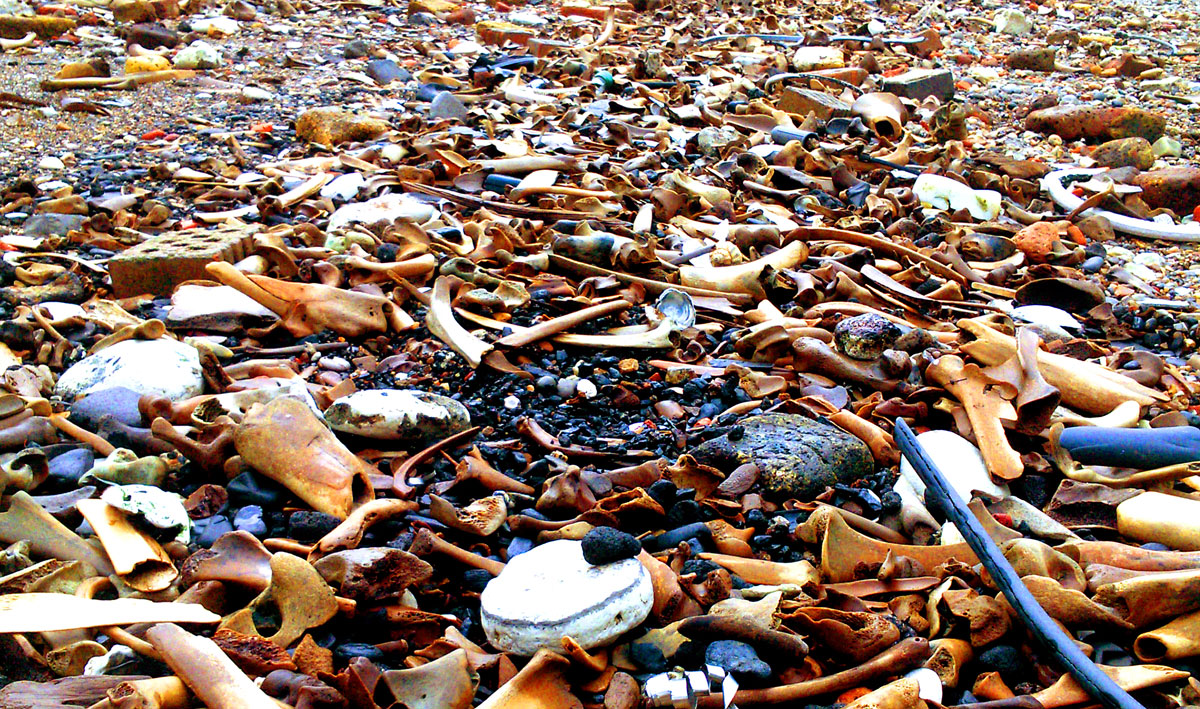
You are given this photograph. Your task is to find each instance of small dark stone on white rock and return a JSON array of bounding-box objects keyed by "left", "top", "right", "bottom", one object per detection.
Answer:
[{"left": 581, "top": 526, "right": 641, "bottom": 565}]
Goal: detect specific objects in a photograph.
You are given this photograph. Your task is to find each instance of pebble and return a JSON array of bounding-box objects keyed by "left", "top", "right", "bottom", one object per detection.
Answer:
[
  {"left": 37, "top": 156, "right": 65, "bottom": 171},
  {"left": 54, "top": 339, "right": 205, "bottom": 402},
  {"left": 240, "top": 86, "right": 274, "bottom": 102},
  {"left": 47, "top": 448, "right": 95, "bottom": 485},
  {"left": 581, "top": 526, "right": 641, "bottom": 565},
  {"left": 233, "top": 505, "right": 268, "bottom": 536},
  {"left": 629, "top": 641, "right": 670, "bottom": 672},
  {"left": 366, "top": 58, "right": 408, "bottom": 85},
  {"left": 323, "top": 389, "right": 471, "bottom": 442},
  {"left": 288, "top": 510, "right": 342, "bottom": 541},
  {"left": 342, "top": 38, "right": 370, "bottom": 59},
  {"left": 705, "top": 640, "right": 773, "bottom": 682},
  {"left": 333, "top": 643, "right": 384, "bottom": 664},
  {"left": 429, "top": 91, "right": 468, "bottom": 121},
  {"left": 68, "top": 386, "right": 145, "bottom": 430},
  {"left": 192, "top": 514, "right": 234, "bottom": 547},
  {"left": 480, "top": 539, "right": 653, "bottom": 655},
  {"left": 994, "top": 8, "right": 1032, "bottom": 34},
  {"left": 977, "top": 644, "right": 1027, "bottom": 681}
]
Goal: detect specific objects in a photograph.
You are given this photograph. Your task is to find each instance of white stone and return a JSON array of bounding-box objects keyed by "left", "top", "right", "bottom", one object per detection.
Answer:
[
  {"left": 481, "top": 540, "right": 653, "bottom": 655},
  {"left": 905, "top": 668, "right": 944, "bottom": 704},
  {"left": 174, "top": 41, "right": 223, "bottom": 69},
  {"left": 1153, "top": 136, "right": 1183, "bottom": 158},
  {"left": 321, "top": 173, "right": 366, "bottom": 201},
  {"left": 327, "top": 193, "right": 437, "bottom": 231},
  {"left": 55, "top": 338, "right": 204, "bottom": 402},
  {"left": 168, "top": 284, "right": 278, "bottom": 322},
  {"left": 914, "top": 174, "right": 1001, "bottom": 221},
  {"left": 994, "top": 8, "right": 1032, "bottom": 34},
  {"left": 791, "top": 46, "right": 844, "bottom": 72},
  {"left": 1011, "top": 305, "right": 1083, "bottom": 332},
  {"left": 241, "top": 86, "right": 275, "bottom": 102},
  {"left": 324, "top": 389, "right": 471, "bottom": 441},
  {"left": 38, "top": 156, "right": 65, "bottom": 171},
  {"left": 189, "top": 16, "right": 239, "bottom": 35},
  {"left": 899, "top": 429, "right": 1009, "bottom": 505}
]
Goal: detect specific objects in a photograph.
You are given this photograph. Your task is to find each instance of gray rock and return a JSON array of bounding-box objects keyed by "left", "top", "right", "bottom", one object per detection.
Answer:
[
  {"left": 69, "top": 386, "right": 145, "bottom": 431},
  {"left": 343, "top": 38, "right": 370, "bottom": 59},
  {"left": 881, "top": 67, "right": 955, "bottom": 102},
  {"left": 834, "top": 313, "right": 902, "bottom": 360},
  {"left": 55, "top": 339, "right": 204, "bottom": 402},
  {"left": 23, "top": 213, "right": 86, "bottom": 238},
  {"left": 323, "top": 389, "right": 471, "bottom": 442},
  {"left": 692, "top": 413, "right": 873, "bottom": 499},
  {"left": 366, "top": 58, "right": 408, "bottom": 85},
  {"left": 429, "top": 91, "right": 468, "bottom": 121},
  {"left": 706, "top": 640, "right": 772, "bottom": 681}
]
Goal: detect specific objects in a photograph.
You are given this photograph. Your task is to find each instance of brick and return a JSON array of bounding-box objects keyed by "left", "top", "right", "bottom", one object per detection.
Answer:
[
  {"left": 777, "top": 87, "right": 853, "bottom": 121},
  {"left": 880, "top": 67, "right": 955, "bottom": 103},
  {"left": 108, "top": 225, "right": 257, "bottom": 298}
]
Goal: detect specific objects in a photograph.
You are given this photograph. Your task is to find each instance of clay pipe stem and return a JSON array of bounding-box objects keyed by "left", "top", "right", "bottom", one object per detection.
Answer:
[
  {"left": 895, "top": 418, "right": 1141, "bottom": 709},
  {"left": 678, "top": 615, "right": 808, "bottom": 661},
  {"left": 49, "top": 413, "right": 116, "bottom": 456},
  {"left": 699, "top": 637, "right": 931, "bottom": 707},
  {"left": 409, "top": 527, "right": 506, "bottom": 576},
  {"left": 496, "top": 299, "right": 632, "bottom": 348}
]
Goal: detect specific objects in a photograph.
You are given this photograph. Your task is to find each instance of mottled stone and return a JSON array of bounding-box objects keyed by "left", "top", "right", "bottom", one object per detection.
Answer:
[
  {"left": 1025, "top": 104, "right": 1166, "bottom": 142},
  {"left": 55, "top": 339, "right": 203, "bottom": 401},
  {"left": 692, "top": 413, "right": 874, "bottom": 499},
  {"left": 834, "top": 313, "right": 902, "bottom": 360},
  {"left": 1091, "top": 137, "right": 1154, "bottom": 170},
  {"left": 324, "top": 389, "right": 470, "bottom": 442}
]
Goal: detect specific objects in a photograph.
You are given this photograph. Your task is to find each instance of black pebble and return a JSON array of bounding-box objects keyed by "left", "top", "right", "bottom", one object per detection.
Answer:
[
  {"left": 976, "top": 644, "right": 1026, "bottom": 681},
  {"left": 288, "top": 511, "right": 342, "bottom": 541},
  {"left": 705, "top": 640, "right": 772, "bottom": 682},
  {"left": 580, "top": 526, "right": 641, "bottom": 565},
  {"left": 629, "top": 642, "right": 669, "bottom": 673}
]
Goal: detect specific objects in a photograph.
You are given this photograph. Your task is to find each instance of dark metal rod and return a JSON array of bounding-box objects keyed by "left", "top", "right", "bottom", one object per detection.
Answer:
[{"left": 893, "top": 418, "right": 1145, "bottom": 709}]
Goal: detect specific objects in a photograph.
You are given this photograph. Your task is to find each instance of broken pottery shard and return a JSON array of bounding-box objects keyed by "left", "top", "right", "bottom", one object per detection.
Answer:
[
  {"left": 0, "top": 594, "right": 218, "bottom": 632},
  {"left": 295, "top": 107, "right": 389, "bottom": 147},
  {"left": 480, "top": 539, "right": 652, "bottom": 655},
  {"left": 1024, "top": 104, "right": 1166, "bottom": 142},
  {"left": 880, "top": 67, "right": 955, "bottom": 102},
  {"left": 54, "top": 338, "right": 204, "bottom": 401},
  {"left": 1132, "top": 167, "right": 1200, "bottom": 215},
  {"left": 107, "top": 226, "right": 256, "bottom": 298},
  {"left": 691, "top": 413, "right": 873, "bottom": 500},
  {"left": 323, "top": 389, "right": 471, "bottom": 442},
  {"left": 233, "top": 397, "right": 375, "bottom": 519}
]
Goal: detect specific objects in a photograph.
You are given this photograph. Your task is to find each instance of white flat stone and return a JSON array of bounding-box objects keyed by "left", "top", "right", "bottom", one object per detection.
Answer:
[
  {"left": 480, "top": 539, "right": 653, "bottom": 655},
  {"left": 324, "top": 389, "right": 470, "bottom": 442},
  {"left": 1012, "top": 305, "right": 1082, "bottom": 332},
  {"left": 327, "top": 193, "right": 437, "bottom": 232},
  {"left": 55, "top": 339, "right": 204, "bottom": 402},
  {"left": 899, "top": 429, "right": 1009, "bottom": 504}
]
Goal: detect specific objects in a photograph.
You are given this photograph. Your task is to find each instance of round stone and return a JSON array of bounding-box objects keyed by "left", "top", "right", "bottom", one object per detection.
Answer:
[
  {"left": 323, "top": 389, "right": 471, "bottom": 442},
  {"left": 55, "top": 339, "right": 204, "bottom": 402},
  {"left": 480, "top": 539, "right": 653, "bottom": 655},
  {"left": 581, "top": 526, "right": 641, "bottom": 566},
  {"left": 705, "top": 640, "right": 772, "bottom": 681}
]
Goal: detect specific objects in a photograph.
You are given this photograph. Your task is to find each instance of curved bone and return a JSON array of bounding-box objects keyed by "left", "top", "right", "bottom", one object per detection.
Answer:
[
  {"left": 791, "top": 337, "right": 908, "bottom": 393},
  {"left": 679, "top": 240, "right": 808, "bottom": 299},
  {"left": 427, "top": 275, "right": 493, "bottom": 368},
  {"left": 146, "top": 624, "right": 279, "bottom": 709}
]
